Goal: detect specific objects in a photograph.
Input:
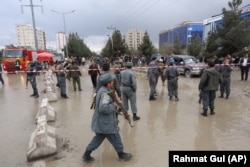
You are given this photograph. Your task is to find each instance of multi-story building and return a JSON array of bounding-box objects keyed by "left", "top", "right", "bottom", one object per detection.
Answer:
[
  {"left": 125, "top": 29, "right": 146, "bottom": 51},
  {"left": 203, "top": 3, "right": 250, "bottom": 41},
  {"left": 16, "top": 24, "right": 46, "bottom": 50},
  {"left": 159, "top": 21, "right": 203, "bottom": 49},
  {"left": 56, "top": 32, "right": 66, "bottom": 54}
]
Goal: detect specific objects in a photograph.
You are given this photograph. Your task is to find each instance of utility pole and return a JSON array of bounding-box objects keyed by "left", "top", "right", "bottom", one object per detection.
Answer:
[
  {"left": 20, "top": 0, "right": 43, "bottom": 51},
  {"left": 51, "top": 10, "right": 75, "bottom": 58}
]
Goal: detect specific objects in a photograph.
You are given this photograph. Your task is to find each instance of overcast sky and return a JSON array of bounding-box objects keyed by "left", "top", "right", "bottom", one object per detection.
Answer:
[{"left": 0, "top": 0, "right": 249, "bottom": 53}]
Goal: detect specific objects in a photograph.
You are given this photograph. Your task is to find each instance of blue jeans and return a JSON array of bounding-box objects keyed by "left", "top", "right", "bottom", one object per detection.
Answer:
[
  {"left": 86, "top": 133, "right": 124, "bottom": 153},
  {"left": 202, "top": 90, "right": 216, "bottom": 110}
]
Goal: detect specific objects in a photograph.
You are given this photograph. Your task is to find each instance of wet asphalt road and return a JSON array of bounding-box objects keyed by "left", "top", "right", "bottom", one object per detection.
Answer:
[{"left": 0, "top": 66, "right": 249, "bottom": 167}]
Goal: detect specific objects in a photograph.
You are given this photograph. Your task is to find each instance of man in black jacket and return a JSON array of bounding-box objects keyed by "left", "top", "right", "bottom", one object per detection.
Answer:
[
  {"left": 199, "top": 60, "right": 221, "bottom": 116},
  {"left": 239, "top": 52, "right": 250, "bottom": 81}
]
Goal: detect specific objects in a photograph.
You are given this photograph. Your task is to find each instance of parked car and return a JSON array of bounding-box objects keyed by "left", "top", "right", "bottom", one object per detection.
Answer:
[{"left": 170, "top": 55, "right": 206, "bottom": 78}]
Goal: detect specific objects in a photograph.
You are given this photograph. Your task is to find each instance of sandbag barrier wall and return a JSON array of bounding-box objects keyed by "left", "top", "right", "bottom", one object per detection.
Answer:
[{"left": 27, "top": 70, "right": 58, "bottom": 163}]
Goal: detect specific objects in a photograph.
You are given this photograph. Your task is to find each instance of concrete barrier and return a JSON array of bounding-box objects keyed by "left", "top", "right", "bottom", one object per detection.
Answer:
[
  {"left": 36, "top": 98, "right": 56, "bottom": 122},
  {"left": 44, "top": 86, "right": 58, "bottom": 102},
  {"left": 27, "top": 116, "right": 57, "bottom": 162}
]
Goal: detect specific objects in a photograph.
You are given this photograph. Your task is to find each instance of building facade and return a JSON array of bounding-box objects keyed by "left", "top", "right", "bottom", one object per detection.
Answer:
[
  {"left": 159, "top": 21, "right": 203, "bottom": 49},
  {"left": 56, "top": 32, "right": 66, "bottom": 54},
  {"left": 125, "top": 29, "right": 146, "bottom": 50},
  {"left": 16, "top": 24, "right": 46, "bottom": 50},
  {"left": 203, "top": 3, "right": 250, "bottom": 41}
]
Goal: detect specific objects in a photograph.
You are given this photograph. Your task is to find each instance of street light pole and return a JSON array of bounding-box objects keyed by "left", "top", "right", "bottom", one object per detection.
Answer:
[{"left": 51, "top": 10, "right": 75, "bottom": 58}]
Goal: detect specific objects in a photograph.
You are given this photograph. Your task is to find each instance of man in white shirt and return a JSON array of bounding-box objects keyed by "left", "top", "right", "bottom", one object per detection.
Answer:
[{"left": 240, "top": 52, "right": 250, "bottom": 81}]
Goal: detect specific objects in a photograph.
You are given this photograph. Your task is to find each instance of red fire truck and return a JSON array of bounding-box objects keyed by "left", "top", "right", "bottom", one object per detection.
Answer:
[{"left": 2, "top": 47, "right": 37, "bottom": 72}]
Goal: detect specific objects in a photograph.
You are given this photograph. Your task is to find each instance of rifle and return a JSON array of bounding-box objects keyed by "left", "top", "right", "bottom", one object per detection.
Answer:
[
  {"left": 90, "top": 93, "right": 96, "bottom": 109},
  {"left": 108, "top": 90, "right": 133, "bottom": 127}
]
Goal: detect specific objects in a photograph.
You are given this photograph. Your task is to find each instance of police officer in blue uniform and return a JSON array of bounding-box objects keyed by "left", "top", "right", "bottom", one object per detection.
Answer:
[
  {"left": 121, "top": 62, "right": 140, "bottom": 121},
  {"left": 27, "top": 62, "right": 39, "bottom": 98},
  {"left": 218, "top": 58, "right": 233, "bottom": 99},
  {"left": 57, "top": 61, "right": 69, "bottom": 98},
  {"left": 82, "top": 73, "right": 132, "bottom": 163},
  {"left": 147, "top": 56, "right": 159, "bottom": 100}
]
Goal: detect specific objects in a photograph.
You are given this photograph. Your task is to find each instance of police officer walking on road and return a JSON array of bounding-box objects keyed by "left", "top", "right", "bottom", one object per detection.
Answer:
[
  {"left": 147, "top": 56, "right": 159, "bottom": 100},
  {"left": 57, "top": 61, "right": 69, "bottom": 99},
  {"left": 121, "top": 62, "right": 140, "bottom": 121},
  {"left": 164, "top": 59, "right": 179, "bottom": 101},
  {"left": 82, "top": 73, "right": 132, "bottom": 163},
  {"left": 218, "top": 58, "right": 233, "bottom": 99}
]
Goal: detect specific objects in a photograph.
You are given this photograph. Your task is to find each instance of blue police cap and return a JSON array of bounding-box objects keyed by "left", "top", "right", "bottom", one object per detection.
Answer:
[{"left": 100, "top": 73, "right": 115, "bottom": 85}]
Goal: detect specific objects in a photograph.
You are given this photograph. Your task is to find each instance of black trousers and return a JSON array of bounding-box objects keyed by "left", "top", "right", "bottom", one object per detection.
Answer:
[
  {"left": 241, "top": 66, "right": 249, "bottom": 81},
  {"left": 91, "top": 75, "right": 98, "bottom": 88}
]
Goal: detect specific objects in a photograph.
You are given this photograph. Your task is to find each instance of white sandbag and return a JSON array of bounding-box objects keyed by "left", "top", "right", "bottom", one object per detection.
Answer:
[
  {"left": 36, "top": 98, "right": 56, "bottom": 122},
  {"left": 27, "top": 116, "right": 57, "bottom": 162},
  {"left": 44, "top": 87, "right": 58, "bottom": 102}
]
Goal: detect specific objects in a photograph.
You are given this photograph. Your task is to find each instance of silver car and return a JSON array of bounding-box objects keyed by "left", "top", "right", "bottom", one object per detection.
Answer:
[{"left": 170, "top": 55, "right": 205, "bottom": 78}]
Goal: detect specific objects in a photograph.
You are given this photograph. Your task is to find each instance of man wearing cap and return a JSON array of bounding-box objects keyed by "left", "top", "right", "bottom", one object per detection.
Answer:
[
  {"left": 147, "top": 56, "right": 159, "bottom": 100},
  {"left": 83, "top": 73, "right": 132, "bottom": 163},
  {"left": 164, "top": 59, "right": 179, "bottom": 101},
  {"left": 96, "top": 63, "right": 121, "bottom": 98},
  {"left": 121, "top": 62, "right": 140, "bottom": 121}
]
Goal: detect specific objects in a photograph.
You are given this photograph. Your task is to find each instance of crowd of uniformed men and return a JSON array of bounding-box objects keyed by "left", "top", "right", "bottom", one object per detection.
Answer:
[{"left": 0, "top": 50, "right": 249, "bottom": 162}]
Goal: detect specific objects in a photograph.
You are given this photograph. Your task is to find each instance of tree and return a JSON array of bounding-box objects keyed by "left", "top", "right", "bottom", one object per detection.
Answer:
[
  {"left": 67, "top": 32, "right": 92, "bottom": 58},
  {"left": 138, "top": 31, "right": 155, "bottom": 64},
  {"left": 187, "top": 36, "right": 202, "bottom": 58},
  {"left": 204, "top": 0, "right": 250, "bottom": 57},
  {"left": 159, "top": 43, "right": 174, "bottom": 55},
  {"left": 173, "top": 37, "right": 182, "bottom": 55},
  {"left": 101, "top": 29, "right": 127, "bottom": 59}
]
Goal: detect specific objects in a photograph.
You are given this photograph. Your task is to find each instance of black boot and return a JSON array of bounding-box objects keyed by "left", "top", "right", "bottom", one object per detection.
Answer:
[
  {"left": 62, "top": 94, "right": 69, "bottom": 99},
  {"left": 82, "top": 150, "right": 94, "bottom": 163},
  {"left": 118, "top": 152, "right": 132, "bottom": 161},
  {"left": 34, "top": 94, "right": 39, "bottom": 98},
  {"left": 201, "top": 109, "right": 208, "bottom": 116},
  {"left": 218, "top": 94, "right": 224, "bottom": 98},
  {"left": 133, "top": 113, "right": 140, "bottom": 121},
  {"left": 149, "top": 95, "right": 156, "bottom": 101},
  {"left": 210, "top": 109, "right": 215, "bottom": 115},
  {"left": 30, "top": 93, "right": 35, "bottom": 97},
  {"left": 225, "top": 94, "right": 229, "bottom": 99},
  {"left": 175, "top": 96, "right": 179, "bottom": 101}
]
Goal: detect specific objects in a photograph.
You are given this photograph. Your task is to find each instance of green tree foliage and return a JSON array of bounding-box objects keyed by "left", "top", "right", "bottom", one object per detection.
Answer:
[
  {"left": 187, "top": 36, "right": 202, "bottom": 58},
  {"left": 203, "top": 31, "right": 220, "bottom": 58},
  {"left": 204, "top": 0, "right": 250, "bottom": 58},
  {"left": 138, "top": 31, "right": 155, "bottom": 63},
  {"left": 67, "top": 32, "right": 92, "bottom": 58},
  {"left": 159, "top": 43, "right": 174, "bottom": 55},
  {"left": 101, "top": 30, "right": 127, "bottom": 58},
  {"left": 173, "top": 38, "right": 182, "bottom": 55}
]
